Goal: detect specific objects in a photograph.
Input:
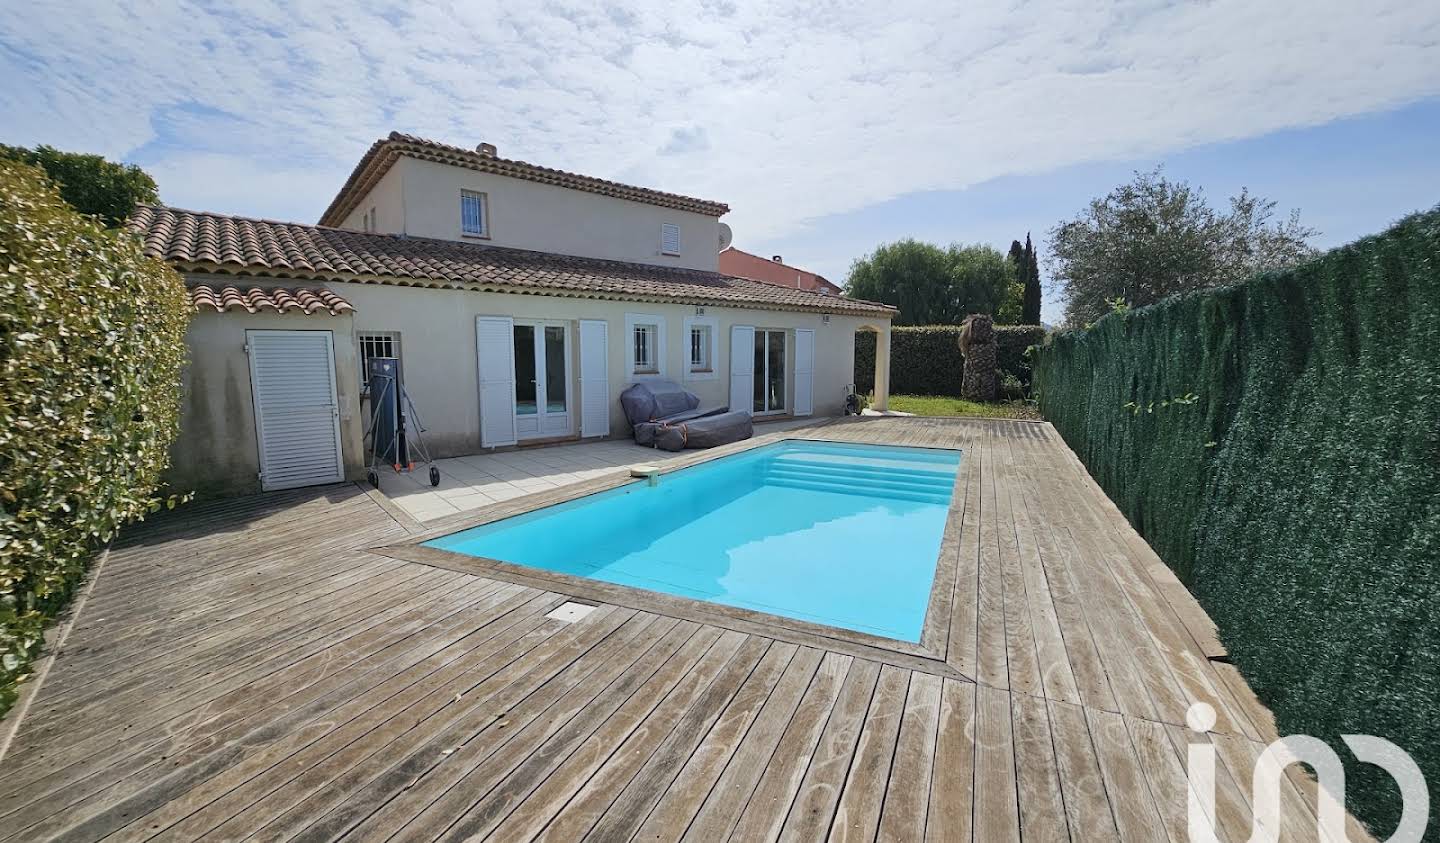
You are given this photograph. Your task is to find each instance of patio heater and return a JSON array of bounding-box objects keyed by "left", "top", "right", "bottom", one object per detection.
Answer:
[{"left": 364, "top": 357, "right": 440, "bottom": 488}]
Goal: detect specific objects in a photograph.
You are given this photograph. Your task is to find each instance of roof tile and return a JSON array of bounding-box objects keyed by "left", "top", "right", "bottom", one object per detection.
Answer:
[
  {"left": 188, "top": 283, "right": 355, "bottom": 317},
  {"left": 319, "top": 132, "right": 730, "bottom": 227},
  {"left": 131, "top": 206, "right": 894, "bottom": 317}
]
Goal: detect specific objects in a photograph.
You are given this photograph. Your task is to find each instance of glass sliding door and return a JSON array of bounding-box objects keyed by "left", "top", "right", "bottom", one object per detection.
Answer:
[
  {"left": 752, "top": 329, "right": 786, "bottom": 415},
  {"left": 513, "top": 320, "right": 572, "bottom": 438}
]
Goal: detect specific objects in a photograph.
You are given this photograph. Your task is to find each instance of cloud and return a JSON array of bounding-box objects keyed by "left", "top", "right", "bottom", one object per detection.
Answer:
[{"left": 2, "top": 0, "right": 1437, "bottom": 242}]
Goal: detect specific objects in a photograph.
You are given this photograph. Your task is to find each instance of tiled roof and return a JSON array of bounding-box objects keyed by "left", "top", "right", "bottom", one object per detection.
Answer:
[
  {"left": 189, "top": 284, "right": 355, "bottom": 316},
  {"left": 318, "top": 132, "right": 730, "bottom": 227},
  {"left": 129, "top": 206, "right": 896, "bottom": 317}
]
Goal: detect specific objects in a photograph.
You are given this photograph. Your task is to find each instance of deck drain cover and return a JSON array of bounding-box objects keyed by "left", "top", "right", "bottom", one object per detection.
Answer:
[{"left": 546, "top": 602, "right": 597, "bottom": 623}]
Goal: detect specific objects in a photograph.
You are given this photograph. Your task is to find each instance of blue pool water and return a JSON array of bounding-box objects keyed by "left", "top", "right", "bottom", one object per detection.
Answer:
[{"left": 425, "top": 440, "right": 961, "bottom": 641}]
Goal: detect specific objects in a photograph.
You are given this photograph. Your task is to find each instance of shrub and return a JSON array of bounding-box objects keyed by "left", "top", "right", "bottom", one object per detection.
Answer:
[
  {"left": 0, "top": 144, "right": 159, "bottom": 228},
  {"left": 1032, "top": 207, "right": 1440, "bottom": 837},
  {"left": 855, "top": 324, "right": 1046, "bottom": 396},
  {"left": 0, "top": 160, "right": 189, "bottom": 717}
]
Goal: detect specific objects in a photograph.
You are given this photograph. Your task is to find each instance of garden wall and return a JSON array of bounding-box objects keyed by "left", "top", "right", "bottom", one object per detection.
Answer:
[
  {"left": 854, "top": 324, "right": 1045, "bottom": 396},
  {"left": 1032, "top": 208, "right": 1439, "bottom": 837}
]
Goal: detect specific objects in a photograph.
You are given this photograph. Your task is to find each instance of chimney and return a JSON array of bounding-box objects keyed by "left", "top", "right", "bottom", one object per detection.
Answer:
[
  {"left": 772, "top": 255, "right": 783, "bottom": 263},
  {"left": 476, "top": 142, "right": 497, "bottom": 157}
]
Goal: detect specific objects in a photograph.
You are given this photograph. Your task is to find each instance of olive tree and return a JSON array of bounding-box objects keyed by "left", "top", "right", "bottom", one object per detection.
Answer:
[{"left": 1049, "top": 168, "right": 1317, "bottom": 326}]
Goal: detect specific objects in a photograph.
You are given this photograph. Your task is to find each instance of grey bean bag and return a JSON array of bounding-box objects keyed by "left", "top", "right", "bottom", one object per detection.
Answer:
[
  {"left": 619, "top": 380, "right": 751, "bottom": 450},
  {"left": 651, "top": 411, "right": 754, "bottom": 451}
]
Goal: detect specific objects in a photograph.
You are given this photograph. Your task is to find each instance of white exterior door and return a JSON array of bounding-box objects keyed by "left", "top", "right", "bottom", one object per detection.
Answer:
[
  {"left": 513, "top": 320, "right": 573, "bottom": 439},
  {"left": 579, "top": 319, "right": 610, "bottom": 438},
  {"left": 794, "top": 329, "right": 815, "bottom": 417},
  {"left": 246, "top": 330, "right": 344, "bottom": 491},
  {"left": 475, "top": 316, "right": 518, "bottom": 448},
  {"left": 729, "top": 325, "right": 755, "bottom": 416}
]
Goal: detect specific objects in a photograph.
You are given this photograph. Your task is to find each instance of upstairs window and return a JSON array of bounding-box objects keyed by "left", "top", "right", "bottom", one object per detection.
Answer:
[
  {"left": 660, "top": 223, "right": 680, "bottom": 256},
  {"left": 461, "top": 190, "right": 488, "bottom": 237}
]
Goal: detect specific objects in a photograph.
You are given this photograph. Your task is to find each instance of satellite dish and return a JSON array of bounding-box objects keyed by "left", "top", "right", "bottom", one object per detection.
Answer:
[{"left": 717, "top": 222, "right": 733, "bottom": 253}]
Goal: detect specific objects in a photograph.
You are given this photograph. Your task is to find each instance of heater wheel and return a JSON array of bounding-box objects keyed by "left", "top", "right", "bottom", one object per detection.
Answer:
[
  {"left": 367, "top": 470, "right": 379, "bottom": 488},
  {"left": 429, "top": 466, "right": 441, "bottom": 487}
]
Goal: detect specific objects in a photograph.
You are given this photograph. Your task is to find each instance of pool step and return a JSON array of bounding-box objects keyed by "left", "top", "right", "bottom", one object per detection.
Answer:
[
  {"left": 764, "top": 477, "right": 952, "bottom": 506},
  {"left": 762, "top": 457, "right": 955, "bottom": 505}
]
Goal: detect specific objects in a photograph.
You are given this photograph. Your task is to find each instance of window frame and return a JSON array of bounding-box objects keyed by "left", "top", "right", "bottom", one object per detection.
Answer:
[
  {"left": 682, "top": 315, "right": 719, "bottom": 381},
  {"left": 624, "top": 313, "right": 667, "bottom": 380},
  {"left": 357, "top": 330, "right": 402, "bottom": 396},
  {"left": 660, "top": 222, "right": 681, "bottom": 256},
  {"left": 460, "top": 189, "right": 489, "bottom": 239}
]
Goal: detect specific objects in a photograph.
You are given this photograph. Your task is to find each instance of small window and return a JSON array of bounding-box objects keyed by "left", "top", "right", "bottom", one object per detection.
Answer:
[
  {"left": 633, "top": 324, "right": 657, "bottom": 373},
  {"left": 358, "top": 331, "right": 401, "bottom": 394},
  {"left": 660, "top": 223, "right": 680, "bottom": 256},
  {"left": 689, "top": 325, "right": 711, "bottom": 371},
  {"left": 461, "top": 190, "right": 488, "bottom": 237}
]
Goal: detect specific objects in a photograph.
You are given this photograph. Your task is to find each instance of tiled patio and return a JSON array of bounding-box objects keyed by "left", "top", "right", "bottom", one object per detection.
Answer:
[{"left": 377, "top": 418, "right": 819, "bottom": 522}]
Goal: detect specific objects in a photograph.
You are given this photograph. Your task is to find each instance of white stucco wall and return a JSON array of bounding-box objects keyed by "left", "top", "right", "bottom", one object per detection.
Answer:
[
  {"left": 338, "top": 163, "right": 405, "bottom": 233},
  {"left": 327, "top": 281, "right": 887, "bottom": 458},
  {"left": 340, "top": 156, "right": 722, "bottom": 272}
]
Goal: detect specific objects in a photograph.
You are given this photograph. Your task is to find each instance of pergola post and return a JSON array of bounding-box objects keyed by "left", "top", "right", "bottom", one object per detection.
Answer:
[{"left": 873, "top": 323, "right": 892, "bottom": 412}]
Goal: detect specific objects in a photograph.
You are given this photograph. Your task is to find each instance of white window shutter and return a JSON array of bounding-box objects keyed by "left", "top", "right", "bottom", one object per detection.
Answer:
[
  {"left": 475, "top": 316, "right": 517, "bottom": 447},
  {"left": 729, "top": 325, "right": 754, "bottom": 416},
  {"left": 661, "top": 223, "right": 680, "bottom": 255},
  {"left": 247, "top": 330, "right": 344, "bottom": 491},
  {"left": 579, "top": 319, "right": 610, "bottom": 438},
  {"left": 794, "top": 329, "right": 815, "bottom": 416}
]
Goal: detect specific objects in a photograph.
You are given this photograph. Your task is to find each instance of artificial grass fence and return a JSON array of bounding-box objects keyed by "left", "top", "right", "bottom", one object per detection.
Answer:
[{"left": 1033, "top": 208, "right": 1439, "bottom": 838}]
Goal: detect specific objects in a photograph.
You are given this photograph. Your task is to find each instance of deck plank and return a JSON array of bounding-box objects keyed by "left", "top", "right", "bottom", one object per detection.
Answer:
[{"left": 0, "top": 417, "right": 1365, "bottom": 843}]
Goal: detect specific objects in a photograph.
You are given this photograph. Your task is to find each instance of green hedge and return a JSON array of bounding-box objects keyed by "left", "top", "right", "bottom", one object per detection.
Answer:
[
  {"left": 855, "top": 324, "right": 1046, "bottom": 395},
  {"left": 0, "top": 160, "right": 189, "bottom": 718},
  {"left": 1033, "top": 208, "right": 1440, "bottom": 838}
]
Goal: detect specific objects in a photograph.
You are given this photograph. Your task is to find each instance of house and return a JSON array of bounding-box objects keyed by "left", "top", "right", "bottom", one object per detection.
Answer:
[
  {"left": 130, "top": 133, "right": 895, "bottom": 497},
  {"left": 718, "top": 247, "right": 843, "bottom": 295}
]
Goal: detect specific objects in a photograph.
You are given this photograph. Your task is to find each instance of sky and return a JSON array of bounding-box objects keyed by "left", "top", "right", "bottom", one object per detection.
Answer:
[{"left": 3, "top": 1, "right": 1439, "bottom": 324}]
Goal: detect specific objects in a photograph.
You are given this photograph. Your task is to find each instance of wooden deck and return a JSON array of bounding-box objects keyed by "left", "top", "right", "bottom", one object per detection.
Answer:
[{"left": 0, "top": 417, "right": 1368, "bottom": 842}]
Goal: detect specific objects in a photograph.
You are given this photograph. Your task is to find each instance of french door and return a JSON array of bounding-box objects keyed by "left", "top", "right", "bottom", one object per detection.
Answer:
[
  {"left": 753, "top": 329, "right": 786, "bottom": 415},
  {"left": 513, "top": 320, "right": 572, "bottom": 438}
]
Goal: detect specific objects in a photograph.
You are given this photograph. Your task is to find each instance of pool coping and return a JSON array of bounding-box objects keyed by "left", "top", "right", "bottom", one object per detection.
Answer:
[{"left": 372, "top": 418, "right": 973, "bottom": 679}]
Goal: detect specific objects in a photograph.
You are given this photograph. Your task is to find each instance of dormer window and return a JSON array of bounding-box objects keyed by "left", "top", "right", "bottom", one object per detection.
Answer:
[
  {"left": 660, "top": 223, "right": 680, "bottom": 256},
  {"left": 461, "top": 190, "right": 488, "bottom": 238}
]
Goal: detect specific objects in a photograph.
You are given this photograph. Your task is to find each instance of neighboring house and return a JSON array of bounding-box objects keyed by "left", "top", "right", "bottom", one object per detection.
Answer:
[
  {"left": 718, "top": 247, "right": 843, "bottom": 295},
  {"left": 131, "top": 133, "right": 895, "bottom": 498}
]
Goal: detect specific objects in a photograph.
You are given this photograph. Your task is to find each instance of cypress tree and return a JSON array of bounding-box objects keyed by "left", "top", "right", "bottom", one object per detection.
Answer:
[{"left": 1023, "top": 233, "right": 1042, "bottom": 324}]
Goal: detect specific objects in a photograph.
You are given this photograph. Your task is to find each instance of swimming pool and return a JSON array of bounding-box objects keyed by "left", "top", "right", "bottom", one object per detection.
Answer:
[{"left": 425, "top": 440, "right": 961, "bottom": 641}]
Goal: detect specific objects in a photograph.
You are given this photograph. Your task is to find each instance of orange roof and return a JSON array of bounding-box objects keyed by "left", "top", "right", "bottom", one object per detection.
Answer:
[
  {"left": 718, "top": 248, "right": 842, "bottom": 294},
  {"left": 129, "top": 206, "right": 895, "bottom": 317},
  {"left": 319, "top": 132, "right": 730, "bottom": 227},
  {"left": 188, "top": 284, "right": 355, "bottom": 316}
]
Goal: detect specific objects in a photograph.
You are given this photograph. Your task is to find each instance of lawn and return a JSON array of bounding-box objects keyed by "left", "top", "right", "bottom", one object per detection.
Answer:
[{"left": 884, "top": 393, "right": 1040, "bottom": 419}]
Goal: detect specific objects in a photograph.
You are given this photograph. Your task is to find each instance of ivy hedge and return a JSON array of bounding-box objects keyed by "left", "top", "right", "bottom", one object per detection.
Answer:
[
  {"left": 1033, "top": 208, "right": 1439, "bottom": 838},
  {"left": 0, "top": 160, "right": 189, "bottom": 718},
  {"left": 854, "top": 324, "right": 1046, "bottom": 396}
]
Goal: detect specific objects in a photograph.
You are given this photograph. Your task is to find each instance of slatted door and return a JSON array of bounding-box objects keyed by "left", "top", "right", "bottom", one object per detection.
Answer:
[
  {"left": 246, "top": 330, "right": 344, "bottom": 491},
  {"left": 794, "top": 328, "right": 815, "bottom": 416},
  {"left": 579, "top": 319, "right": 610, "bottom": 437},
  {"left": 730, "top": 325, "right": 755, "bottom": 416},
  {"left": 475, "top": 316, "right": 518, "bottom": 448}
]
